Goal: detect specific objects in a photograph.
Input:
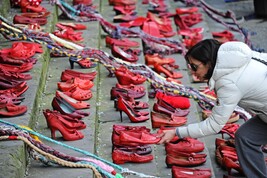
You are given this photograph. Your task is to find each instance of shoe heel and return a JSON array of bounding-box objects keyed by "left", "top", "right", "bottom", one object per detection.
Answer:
[
  {"left": 69, "top": 58, "right": 75, "bottom": 69},
  {"left": 114, "top": 99, "right": 118, "bottom": 110},
  {"left": 119, "top": 110, "right": 123, "bottom": 122},
  {"left": 50, "top": 128, "right": 56, "bottom": 139}
]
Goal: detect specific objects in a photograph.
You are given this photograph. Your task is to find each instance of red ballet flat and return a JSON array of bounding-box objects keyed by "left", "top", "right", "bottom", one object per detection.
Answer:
[
  {"left": 0, "top": 103, "right": 27, "bottom": 117},
  {"left": 60, "top": 69, "right": 97, "bottom": 82}
]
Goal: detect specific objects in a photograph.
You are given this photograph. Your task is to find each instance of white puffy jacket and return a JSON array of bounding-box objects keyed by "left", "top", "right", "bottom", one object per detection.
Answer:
[{"left": 177, "top": 41, "right": 267, "bottom": 138}]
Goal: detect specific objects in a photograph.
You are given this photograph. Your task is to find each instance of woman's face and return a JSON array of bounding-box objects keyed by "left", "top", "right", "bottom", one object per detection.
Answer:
[{"left": 187, "top": 57, "right": 209, "bottom": 81}]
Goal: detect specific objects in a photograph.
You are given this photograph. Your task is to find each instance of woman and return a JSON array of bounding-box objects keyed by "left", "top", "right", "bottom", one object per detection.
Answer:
[{"left": 158, "top": 39, "right": 267, "bottom": 178}]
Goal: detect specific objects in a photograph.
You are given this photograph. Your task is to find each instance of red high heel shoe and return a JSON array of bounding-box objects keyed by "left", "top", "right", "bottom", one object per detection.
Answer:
[
  {"left": 117, "top": 96, "right": 149, "bottom": 122},
  {"left": 43, "top": 109, "right": 86, "bottom": 130},
  {"left": 153, "top": 63, "right": 183, "bottom": 79},
  {"left": 110, "top": 87, "right": 146, "bottom": 100},
  {"left": 44, "top": 110, "right": 84, "bottom": 141},
  {"left": 223, "top": 157, "right": 244, "bottom": 176},
  {"left": 56, "top": 90, "right": 90, "bottom": 110},
  {"left": 114, "top": 94, "right": 149, "bottom": 110},
  {"left": 60, "top": 69, "right": 97, "bottom": 82},
  {"left": 20, "top": 0, "right": 47, "bottom": 13},
  {"left": 156, "top": 98, "right": 190, "bottom": 116},
  {"left": 116, "top": 95, "right": 148, "bottom": 115},
  {"left": 153, "top": 103, "right": 189, "bottom": 118},
  {"left": 111, "top": 45, "right": 139, "bottom": 62},
  {"left": 69, "top": 57, "right": 97, "bottom": 69},
  {"left": 115, "top": 66, "right": 146, "bottom": 85}
]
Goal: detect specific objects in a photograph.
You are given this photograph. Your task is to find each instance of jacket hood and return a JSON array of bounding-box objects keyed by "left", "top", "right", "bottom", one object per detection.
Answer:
[{"left": 209, "top": 41, "right": 253, "bottom": 89}]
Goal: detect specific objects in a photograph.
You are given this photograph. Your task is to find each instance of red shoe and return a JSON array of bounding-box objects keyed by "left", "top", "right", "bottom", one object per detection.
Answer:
[
  {"left": 114, "top": 145, "right": 152, "bottom": 155},
  {"left": 110, "top": 87, "right": 146, "bottom": 100},
  {"left": 44, "top": 109, "right": 84, "bottom": 141},
  {"left": 166, "top": 152, "right": 207, "bottom": 167},
  {"left": 63, "top": 86, "right": 93, "bottom": 101},
  {"left": 117, "top": 95, "right": 149, "bottom": 122},
  {"left": 141, "top": 21, "right": 164, "bottom": 38},
  {"left": 57, "top": 77, "right": 94, "bottom": 91},
  {"left": 0, "top": 81, "right": 28, "bottom": 96},
  {"left": 51, "top": 96, "right": 90, "bottom": 119},
  {"left": 56, "top": 90, "right": 90, "bottom": 110},
  {"left": 113, "top": 14, "right": 137, "bottom": 23},
  {"left": 112, "top": 148, "right": 153, "bottom": 164},
  {"left": 145, "top": 53, "right": 175, "bottom": 66},
  {"left": 115, "top": 66, "right": 146, "bottom": 85},
  {"left": 0, "top": 68, "right": 32, "bottom": 81},
  {"left": 69, "top": 57, "right": 96, "bottom": 69},
  {"left": 172, "top": 166, "right": 211, "bottom": 178},
  {"left": 153, "top": 63, "right": 183, "bottom": 79},
  {"left": 156, "top": 91, "right": 190, "bottom": 109},
  {"left": 53, "top": 29, "right": 84, "bottom": 43},
  {"left": 43, "top": 109, "right": 86, "bottom": 130},
  {"left": 165, "top": 138, "right": 205, "bottom": 154},
  {"left": 105, "top": 36, "right": 140, "bottom": 48},
  {"left": 181, "top": 13, "right": 203, "bottom": 27},
  {"left": 212, "top": 30, "right": 234, "bottom": 40},
  {"left": 0, "top": 63, "right": 33, "bottom": 73},
  {"left": 20, "top": 0, "right": 47, "bottom": 13},
  {"left": 151, "top": 111, "right": 187, "bottom": 128},
  {"left": 114, "top": 5, "right": 137, "bottom": 15},
  {"left": 61, "top": 69, "right": 97, "bottom": 82},
  {"left": 116, "top": 83, "right": 145, "bottom": 93},
  {"left": 0, "top": 93, "right": 24, "bottom": 105},
  {"left": 0, "top": 103, "right": 27, "bottom": 117},
  {"left": 111, "top": 45, "right": 139, "bottom": 62},
  {"left": 156, "top": 98, "right": 190, "bottom": 116},
  {"left": 119, "top": 131, "right": 161, "bottom": 145},
  {"left": 175, "top": 7, "right": 199, "bottom": 15},
  {"left": 13, "top": 14, "right": 47, "bottom": 26}
]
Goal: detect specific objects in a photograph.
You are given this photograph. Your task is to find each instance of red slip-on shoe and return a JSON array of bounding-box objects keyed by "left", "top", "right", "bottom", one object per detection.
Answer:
[
  {"left": 166, "top": 152, "right": 207, "bottom": 168},
  {"left": 63, "top": 86, "right": 93, "bottom": 101},
  {"left": 0, "top": 103, "right": 27, "bottom": 117},
  {"left": 51, "top": 96, "right": 90, "bottom": 119},
  {"left": 61, "top": 69, "right": 97, "bottom": 82},
  {"left": 151, "top": 111, "right": 187, "bottom": 128},
  {"left": 13, "top": 14, "right": 47, "bottom": 26},
  {"left": 165, "top": 137, "right": 205, "bottom": 154},
  {"left": 112, "top": 148, "right": 153, "bottom": 164},
  {"left": 105, "top": 36, "right": 140, "bottom": 48},
  {"left": 119, "top": 131, "right": 161, "bottom": 145},
  {"left": 172, "top": 166, "right": 212, "bottom": 178},
  {"left": 56, "top": 90, "right": 90, "bottom": 110},
  {"left": 57, "top": 77, "right": 94, "bottom": 91}
]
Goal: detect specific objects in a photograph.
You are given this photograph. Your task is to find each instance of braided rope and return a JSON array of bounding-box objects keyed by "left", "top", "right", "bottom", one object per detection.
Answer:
[
  {"left": 0, "top": 135, "right": 103, "bottom": 178},
  {"left": 0, "top": 121, "right": 158, "bottom": 178}
]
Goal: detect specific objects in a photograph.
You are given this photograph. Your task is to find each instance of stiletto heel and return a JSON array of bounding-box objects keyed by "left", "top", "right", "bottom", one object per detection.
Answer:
[
  {"left": 117, "top": 95, "right": 149, "bottom": 123},
  {"left": 119, "top": 110, "right": 123, "bottom": 122}
]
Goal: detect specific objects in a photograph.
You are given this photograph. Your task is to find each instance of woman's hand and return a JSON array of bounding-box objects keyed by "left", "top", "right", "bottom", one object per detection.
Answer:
[{"left": 157, "top": 129, "right": 177, "bottom": 144}]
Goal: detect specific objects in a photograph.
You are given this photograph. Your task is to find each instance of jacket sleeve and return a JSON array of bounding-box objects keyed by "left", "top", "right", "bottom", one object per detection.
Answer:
[{"left": 176, "top": 80, "right": 243, "bottom": 138}]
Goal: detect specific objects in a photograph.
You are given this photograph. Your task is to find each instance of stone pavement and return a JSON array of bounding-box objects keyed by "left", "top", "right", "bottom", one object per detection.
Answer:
[{"left": 0, "top": 0, "right": 266, "bottom": 178}]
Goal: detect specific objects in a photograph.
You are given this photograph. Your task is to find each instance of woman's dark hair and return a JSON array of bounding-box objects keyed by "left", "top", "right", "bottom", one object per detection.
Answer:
[{"left": 185, "top": 39, "right": 221, "bottom": 79}]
